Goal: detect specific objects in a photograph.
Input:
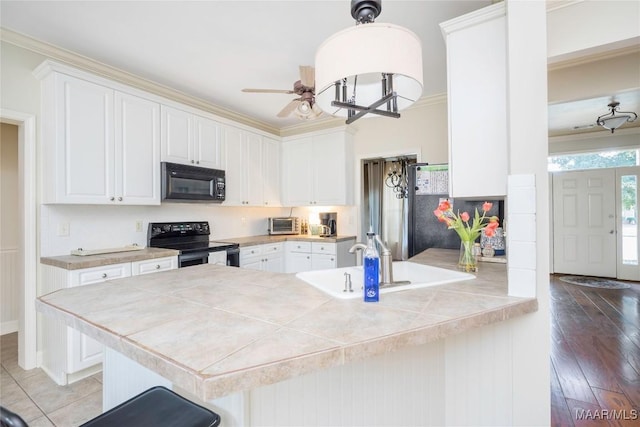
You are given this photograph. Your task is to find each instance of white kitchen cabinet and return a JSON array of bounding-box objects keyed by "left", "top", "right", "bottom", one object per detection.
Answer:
[
  {"left": 37, "top": 66, "right": 161, "bottom": 205},
  {"left": 281, "top": 130, "right": 354, "bottom": 206},
  {"left": 224, "top": 125, "right": 280, "bottom": 206},
  {"left": 240, "top": 243, "right": 284, "bottom": 272},
  {"left": 440, "top": 4, "right": 507, "bottom": 198},
  {"left": 284, "top": 239, "right": 356, "bottom": 273},
  {"left": 131, "top": 256, "right": 178, "bottom": 275},
  {"left": 262, "top": 136, "right": 281, "bottom": 207},
  {"left": 285, "top": 241, "right": 313, "bottom": 273},
  {"left": 160, "top": 105, "right": 224, "bottom": 169},
  {"left": 40, "top": 256, "right": 177, "bottom": 385}
]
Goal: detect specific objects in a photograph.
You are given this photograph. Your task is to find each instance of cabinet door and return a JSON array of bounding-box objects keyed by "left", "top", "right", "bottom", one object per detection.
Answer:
[
  {"left": 115, "top": 92, "right": 161, "bottom": 205},
  {"left": 312, "top": 253, "right": 337, "bottom": 271},
  {"left": 312, "top": 132, "right": 348, "bottom": 205},
  {"left": 263, "top": 255, "right": 284, "bottom": 272},
  {"left": 194, "top": 116, "right": 223, "bottom": 169},
  {"left": 54, "top": 74, "right": 114, "bottom": 203},
  {"left": 223, "top": 125, "right": 245, "bottom": 205},
  {"left": 444, "top": 12, "right": 507, "bottom": 197},
  {"left": 68, "top": 263, "right": 131, "bottom": 373},
  {"left": 285, "top": 251, "right": 312, "bottom": 273},
  {"left": 161, "top": 105, "right": 193, "bottom": 165},
  {"left": 282, "top": 138, "right": 313, "bottom": 206},
  {"left": 262, "top": 136, "right": 281, "bottom": 207},
  {"left": 244, "top": 132, "right": 264, "bottom": 206}
]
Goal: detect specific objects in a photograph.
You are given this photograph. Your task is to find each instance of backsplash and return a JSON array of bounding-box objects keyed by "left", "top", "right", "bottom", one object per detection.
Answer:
[{"left": 40, "top": 204, "right": 358, "bottom": 257}]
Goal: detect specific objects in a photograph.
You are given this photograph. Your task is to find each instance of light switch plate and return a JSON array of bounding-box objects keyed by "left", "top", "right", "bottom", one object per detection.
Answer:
[{"left": 57, "top": 222, "right": 70, "bottom": 236}]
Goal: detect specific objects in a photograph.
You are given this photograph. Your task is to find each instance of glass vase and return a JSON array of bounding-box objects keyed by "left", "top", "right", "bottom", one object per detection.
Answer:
[{"left": 458, "top": 240, "right": 478, "bottom": 272}]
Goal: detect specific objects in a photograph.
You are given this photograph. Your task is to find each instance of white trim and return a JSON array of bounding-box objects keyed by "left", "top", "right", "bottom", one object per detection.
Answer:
[
  {"left": 1, "top": 320, "right": 19, "bottom": 335},
  {"left": 0, "top": 109, "right": 38, "bottom": 370}
]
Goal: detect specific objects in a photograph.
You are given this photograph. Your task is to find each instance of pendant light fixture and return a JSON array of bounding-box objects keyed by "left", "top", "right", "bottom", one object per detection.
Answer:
[
  {"left": 314, "top": 0, "right": 423, "bottom": 125},
  {"left": 596, "top": 101, "right": 638, "bottom": 133}
]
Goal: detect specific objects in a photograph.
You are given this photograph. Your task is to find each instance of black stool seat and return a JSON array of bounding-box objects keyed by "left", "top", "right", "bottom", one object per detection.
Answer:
[{"left": 80, "top": 386, "right": 220, "bottom": 427}]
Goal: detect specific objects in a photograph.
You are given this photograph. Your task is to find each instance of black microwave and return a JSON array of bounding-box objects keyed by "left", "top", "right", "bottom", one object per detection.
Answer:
[{"left": 161, "top": 162, "right": 225, "bottom": 203}]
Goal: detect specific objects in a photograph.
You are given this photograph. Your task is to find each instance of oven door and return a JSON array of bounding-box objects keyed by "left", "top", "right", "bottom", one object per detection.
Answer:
[{"left": 178, "top": 251, "right": 210, "bottom": 268}]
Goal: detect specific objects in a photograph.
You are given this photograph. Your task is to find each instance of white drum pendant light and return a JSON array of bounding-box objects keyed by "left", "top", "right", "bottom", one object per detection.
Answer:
[{"left": 315, "top": 0, "right": 423, "bottom": 124}]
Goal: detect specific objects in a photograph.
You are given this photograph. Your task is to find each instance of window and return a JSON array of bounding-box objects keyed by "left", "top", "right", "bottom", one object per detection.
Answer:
[{"left": 548, "top": 149, "right": 639, "bottom": 172}]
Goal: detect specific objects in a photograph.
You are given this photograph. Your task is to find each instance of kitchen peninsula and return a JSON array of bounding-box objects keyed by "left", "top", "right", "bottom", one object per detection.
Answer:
[{"left": 36, "top": 249, "right": 537, "bottom": 426}]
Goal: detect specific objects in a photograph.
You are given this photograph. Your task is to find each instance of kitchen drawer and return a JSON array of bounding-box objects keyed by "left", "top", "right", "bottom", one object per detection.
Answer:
[
  {"left": 262, "top": 243, "right": 283, "bottom": 255},
  {"left": 70, "top": 263, "right": 132, "bottom": 286},
  {"left": 286, "top": 241, "right": 312, "bottom": 253},
  {"left": 312, "top": 242, "right": 336, "bottom": 255},
  {"left": 131, "top": 256, "right": 178, "bottom": 275},
  {"left": 241, "top": 245, "right": 262, "bottom": 259}
]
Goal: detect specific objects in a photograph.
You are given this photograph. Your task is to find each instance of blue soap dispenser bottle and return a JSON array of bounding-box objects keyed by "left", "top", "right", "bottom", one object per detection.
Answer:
[{"left": 363, "top": 231, "right": 380, "bottom": 302}]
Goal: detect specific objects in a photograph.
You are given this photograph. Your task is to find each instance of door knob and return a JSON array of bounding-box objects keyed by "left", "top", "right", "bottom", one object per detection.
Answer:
[{"left": 610, "top": 230, "right": 615, "bottom": 234}]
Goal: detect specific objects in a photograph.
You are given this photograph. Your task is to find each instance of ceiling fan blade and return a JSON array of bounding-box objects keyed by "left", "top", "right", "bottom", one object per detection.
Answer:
[
  {"left": 299, "top": 65, "right": 315, "bottom": 88},
  {"left": 242, "top": 88, "right": 294, "bottom": 94},
  {"left": 277, "top": 99, "right": 300, "bottom": 118}
]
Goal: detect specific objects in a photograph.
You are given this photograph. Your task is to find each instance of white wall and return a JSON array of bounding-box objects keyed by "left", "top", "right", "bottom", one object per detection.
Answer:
[{"left": 1, "top": 123, "right": 20, "bottom": 334}]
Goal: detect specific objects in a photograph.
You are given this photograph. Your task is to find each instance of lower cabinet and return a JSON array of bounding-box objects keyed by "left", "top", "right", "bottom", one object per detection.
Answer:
[
  {"left": 285, "top": 239, "right": 356, "bottom": 273},
  {"left": 240, "top": 243, "right": 284, "bottom": 272},
  {"left": 40, "top": 256, "right": 177, "bottom": 385}
]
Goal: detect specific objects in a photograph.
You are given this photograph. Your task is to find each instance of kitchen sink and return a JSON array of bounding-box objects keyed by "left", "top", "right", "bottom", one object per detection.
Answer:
[{"left": 296, "top": 261, "right": 475, "bottom": 299}]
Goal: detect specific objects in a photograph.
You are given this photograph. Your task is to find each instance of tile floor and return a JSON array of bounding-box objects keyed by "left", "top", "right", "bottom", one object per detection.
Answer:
[{"left": 0, "top": 333, "right": 103, "bottom": 426}]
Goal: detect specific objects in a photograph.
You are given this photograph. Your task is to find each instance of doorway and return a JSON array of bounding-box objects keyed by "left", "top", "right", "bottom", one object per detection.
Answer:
[
  {"left": 0, "top": 110, "right": 37, "bottom": 370},
  {"left": 361, "top": 156, "right": 416, "bottom": 260},
  {"left": 552, "top": 167, "right": 640, "bottom": 280}
]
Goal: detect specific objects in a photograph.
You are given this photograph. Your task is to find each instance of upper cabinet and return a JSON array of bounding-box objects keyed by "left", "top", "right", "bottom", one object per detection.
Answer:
[
  {"left": 440, "top": 4, "right": 507, "bottom": 198},
  {"left": 281, "top": 129, "right": 354, "bottom": 206},
  {"left": 223, "top": 125, "right": 281, "bottom": 207},
  {"left": 160, "top": 105, "right": 224, "bottom": 169},
  {"left": 37, "top": 65, "right": 161, "bottom": 205}
]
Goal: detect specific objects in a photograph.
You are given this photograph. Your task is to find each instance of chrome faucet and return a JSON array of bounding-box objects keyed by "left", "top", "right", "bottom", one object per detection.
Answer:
[{"left": 348, "top": 235, "right": 394, "bottom": 286}]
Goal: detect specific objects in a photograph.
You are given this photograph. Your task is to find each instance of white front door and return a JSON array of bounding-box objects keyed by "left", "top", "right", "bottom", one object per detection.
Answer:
[
  {"left": 552, "top": 169, "right": 617, "bottom": 277},
  {"left": 616, "top": 167, "right": 640, "bottom": 281}
]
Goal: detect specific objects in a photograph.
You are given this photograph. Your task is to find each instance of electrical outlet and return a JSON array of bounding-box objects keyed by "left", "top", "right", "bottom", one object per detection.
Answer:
[
  {"left": 57, "top": 222, "right": 70, "bottom": 236},
  {"left": 135, "top": 220, "right": 143, "bottom": 232},
  {"left": 241, "top": 217, "right": 246, "bottom": 226}
]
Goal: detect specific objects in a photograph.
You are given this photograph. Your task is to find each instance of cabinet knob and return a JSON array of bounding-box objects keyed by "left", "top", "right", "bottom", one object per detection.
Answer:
[
  {"left": 331, "top": 258, "right": 335, "bottom": 261},
  {"left": 306, "top": 256, "right": 310, "bottom": 259},
  {"left": 273, "top": 247, "right": 277, "bottom": 251},
  {"left": 118, "top": 197, "right": 123, "bottom": 201},
  {"left": 191, "top": 160, "right": 195, "bottom": 164},
  {"left": 101, "top": 273, "right": 107, "bottom": 279},
  {"left": 196, "top": 160, "right": 200, "bottom": 165},
  {"left": 110, "top": 197, "right": 115, "bottom": 201},
  {"left": 155, "top": 264, "right": 161, "bottom": 269}
]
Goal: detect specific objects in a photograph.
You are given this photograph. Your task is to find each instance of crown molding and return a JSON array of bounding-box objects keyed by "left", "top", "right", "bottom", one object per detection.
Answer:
[
  {"left": 1, "top": 28, "right": 280, "bottom": 135},
  {"left": 547, "top": 43, "right": 640, "bottom": 71},
  {"left": 439, "top": 1, "right": 504, "bottom": 37}
]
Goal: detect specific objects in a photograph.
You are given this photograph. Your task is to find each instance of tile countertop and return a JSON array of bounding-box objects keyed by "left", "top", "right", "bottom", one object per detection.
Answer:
[
  {"left": 217, "top": 234, "right": 356, "bottom": 246},
  {"left": 40, "top": 247, "right": 179, "bottom": 270},
  {"left": 36, "top": 248, "right": 537, "bottom": 402}
]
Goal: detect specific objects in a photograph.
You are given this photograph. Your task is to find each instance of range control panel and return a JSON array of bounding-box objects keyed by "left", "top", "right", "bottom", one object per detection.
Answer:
[{"left": 148, "top": 222, "right": 210, "bottom": 240}]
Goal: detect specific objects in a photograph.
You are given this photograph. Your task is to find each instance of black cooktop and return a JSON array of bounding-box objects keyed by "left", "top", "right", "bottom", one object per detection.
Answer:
[{"left": 148, "top": 222, "right": 238, "bottom": 254}]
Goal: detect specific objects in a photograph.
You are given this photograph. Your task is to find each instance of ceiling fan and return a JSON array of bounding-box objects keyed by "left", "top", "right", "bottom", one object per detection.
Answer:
[{"left": 242, "top": 65, "right": 323, "bottom": 120}]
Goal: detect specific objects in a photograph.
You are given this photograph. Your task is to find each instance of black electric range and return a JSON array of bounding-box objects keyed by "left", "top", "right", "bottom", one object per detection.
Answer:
[{"left": 147, "top": 222, "right": 239, "bottom": 268}]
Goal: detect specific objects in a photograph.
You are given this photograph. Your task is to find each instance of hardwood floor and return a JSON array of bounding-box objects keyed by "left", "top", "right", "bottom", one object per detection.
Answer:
[{"left": 550, "top": 274, "right": 640, "bottom": 426}]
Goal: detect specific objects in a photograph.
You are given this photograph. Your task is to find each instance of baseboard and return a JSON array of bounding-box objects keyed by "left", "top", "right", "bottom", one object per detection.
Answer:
[{"left": 0, "top": 320, "right": 18, "bottom": 335}]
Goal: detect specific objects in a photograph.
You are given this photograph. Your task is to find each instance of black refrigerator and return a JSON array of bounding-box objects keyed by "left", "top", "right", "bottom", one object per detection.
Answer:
[{"left": 407, "top": 163, "right": 503, "bottom": 258}]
